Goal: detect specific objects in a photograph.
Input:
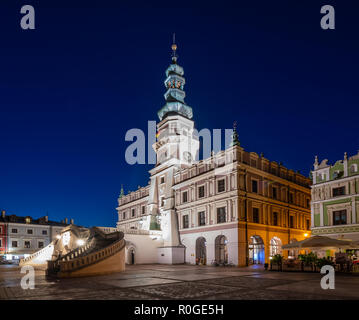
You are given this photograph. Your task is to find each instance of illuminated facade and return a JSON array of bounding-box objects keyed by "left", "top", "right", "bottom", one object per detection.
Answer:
[
  {"left": 311, "top": 152, "right": 359, "bottom": 242},
  {"left": 0, "top": 211, "right": 70, "bottom": 261},
  {"left": 117, "top": 42, "right": 311, "bottom": 266}
]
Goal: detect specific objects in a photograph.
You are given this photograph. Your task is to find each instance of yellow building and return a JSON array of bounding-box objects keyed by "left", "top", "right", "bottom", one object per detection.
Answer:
[{"left": 236, "top": 148, "right": 311, "bottom": 265}]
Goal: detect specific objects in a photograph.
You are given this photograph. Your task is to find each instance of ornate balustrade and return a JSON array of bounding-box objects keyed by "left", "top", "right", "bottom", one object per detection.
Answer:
[
  {"left": 54, "top": 238, "right": 125, "bottom": 274},
  {"left": 19, "top": 242, "right": 55, "bottom": 266}
]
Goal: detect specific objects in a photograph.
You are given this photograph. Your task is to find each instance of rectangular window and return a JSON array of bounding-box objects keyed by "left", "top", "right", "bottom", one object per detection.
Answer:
[
  {"left": 333, "top": 210, "right": 347, "bottom": 225},
  {"left": 42, "top": 230, "right": 47, "bottom": 235},
  {"left": 306, "top": 219, "right": 310, "bottom": 230},
  {"left": 160, "top": 176, "right": 165, "bottom": 184},
  {"left": 12, "top": 228, "right": 18, "bottom": 234},
  {"left": 142, "top": 206, "right": 145, "bottom": 215},
  {"left": 306, "top": 199, "right": 310, "bottom": 208},
  {"left": 27, "top": 229, "right": 33, "bottom": 235},
  {"left": 131, "top": 209, "right": 136, "bottom": 217},
  {"left": 273, "top": 212, "right": 278, "bottom": 226},
  {"left": 122, "top": 212, "right": 126, "bottom": 219},
  {"left": 0, "top": 239, "right": 2, "bottom": 247},
  {"left": 161, "top": 197, "right": 165, "bottom": 207},
  {"left": 217, "top": 179, "right": 225, "bottom": 193},
  {"left": 289, "top": 193, "right": 294, "bottom": 204},
  {"left": 289, "top": 215, "right": 294, "bottom": 228},
  {"left": 198, "top": 211, "right": 206, "bottom": 226},
  {"left": 24, "top": 241, "right": 31, "bottom": 248},
  {"left": 272, "top": 187, "right": 277, "bottom": 199},
  {"left": 12, "top": 241, "right": 18, "bottom": 248},
  {"left": 198, "top": 186, "right": 205, "bottom": 198},
  {"left": 252, "top": 208, "right": 259, "bottom": 223},
  {"left": 333, "top": 187, "right": 345, "bottom": 197},
  {"left": 182, "top": 192, "right": 188, "bottom": 203},
  {"left": 38, "top": 242, "right": 44, "bottom": 249},
  {"left": 217, "top": 207, "right": 226, "bottom": 223},
  {"left": 182, "top": 215, "right": 189, "bottom": 229},
  {"left": 252, "top": 180, "right": 258, "bottom": 193}
]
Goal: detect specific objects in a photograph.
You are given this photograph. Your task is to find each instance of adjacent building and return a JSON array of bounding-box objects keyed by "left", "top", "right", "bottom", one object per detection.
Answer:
[
  {"left": 116, "top": 41, "right": 311, "bottom": 266},
  {"left": 0, "top": 211, "right": 72, "bottom": 261},
  {"left": 311, "top": 151, "right": 359, "bottom": 242}
]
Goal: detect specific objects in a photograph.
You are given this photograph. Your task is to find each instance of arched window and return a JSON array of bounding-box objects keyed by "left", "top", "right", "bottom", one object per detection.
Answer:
[
  {"left": 249, "top": 235, "right": 265, "bottom": 264},
  {"left": 215, "top": 235, "right": 228, "bottom": 264},
  {"left": 195, "top": 237, "right": 206, "bottom": 265},
  {"left": 350, "top": 164, "right": 358, "bottom": 173}
]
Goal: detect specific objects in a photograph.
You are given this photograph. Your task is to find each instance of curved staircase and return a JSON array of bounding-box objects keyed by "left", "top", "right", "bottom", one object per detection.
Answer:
[
  {"left": 20, "top": 226, "right": 126, "bottom": 277},
  {"left": 47, "top": 228, "right": 125, "bottom": 278}
]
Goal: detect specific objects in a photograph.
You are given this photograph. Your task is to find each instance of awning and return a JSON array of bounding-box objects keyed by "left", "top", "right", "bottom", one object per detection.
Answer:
[{"left": 282, "top": 235, "right": 353, "bottom": 250}]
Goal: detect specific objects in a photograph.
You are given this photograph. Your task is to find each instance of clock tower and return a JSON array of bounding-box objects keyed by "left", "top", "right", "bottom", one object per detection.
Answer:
[{"left": 147, "top": 37, "right": 199, "bottom": 263}]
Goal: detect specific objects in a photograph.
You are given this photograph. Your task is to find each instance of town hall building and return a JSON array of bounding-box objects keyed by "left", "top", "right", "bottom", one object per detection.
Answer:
[{"left": 116, "top": 41, "right": 311, "bottom": 266}]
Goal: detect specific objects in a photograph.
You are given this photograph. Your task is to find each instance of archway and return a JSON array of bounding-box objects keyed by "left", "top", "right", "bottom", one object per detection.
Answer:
[
  {"left": 215, "top": 235, "right": 228, "bottom": 264},
  {"left": 195, "top": 237, "right": 207, "bottom": 265},
  {"left": 129, "top": 248, "right": 135, "bottom": 265},
  {"left": 249, "top": 235, "right": 265, "bottom": 264},
  {"left": 270, "top": 237, "right": 282, "bottom": 257}
]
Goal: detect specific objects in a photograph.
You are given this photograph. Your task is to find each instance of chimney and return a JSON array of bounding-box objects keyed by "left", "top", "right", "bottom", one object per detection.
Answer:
[
  {"left": 70, "top": 218, "right": 74, "bottom": 224},
  {"left": 1, "top": 210, "right": 5, "bottom": 218},
  {"left": 65, "top": 218, "right": 68, "bottom": 224}
]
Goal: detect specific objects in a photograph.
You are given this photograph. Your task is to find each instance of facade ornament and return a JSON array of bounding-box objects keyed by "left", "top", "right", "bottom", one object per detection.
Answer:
[{"left": 229, "top": 121, "right": 240, "bottom": 147}]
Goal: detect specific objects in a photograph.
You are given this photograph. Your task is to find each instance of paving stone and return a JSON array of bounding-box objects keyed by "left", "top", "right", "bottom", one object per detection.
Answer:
[{"left": 131, "top": 282, "right": 240, "bottom": 299}]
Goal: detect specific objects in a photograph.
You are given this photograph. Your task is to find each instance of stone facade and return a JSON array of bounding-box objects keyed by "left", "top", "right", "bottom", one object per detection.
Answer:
[
  {"left": 117, "top": 43, "right": 311, "bottom": 266},
  {"left": 311, "top": 152, "right": 359, "bottom": 241}
]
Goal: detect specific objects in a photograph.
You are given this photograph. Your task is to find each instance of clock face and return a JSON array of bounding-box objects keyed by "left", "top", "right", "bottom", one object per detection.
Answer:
[{"left": 183, "top": 151, "right": 192, "bottom": 162}]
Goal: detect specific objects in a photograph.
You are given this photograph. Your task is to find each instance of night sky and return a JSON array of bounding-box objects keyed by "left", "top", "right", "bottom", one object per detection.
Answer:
[{"left": 0, "top": 0, "right": 358, "bottom": 227}]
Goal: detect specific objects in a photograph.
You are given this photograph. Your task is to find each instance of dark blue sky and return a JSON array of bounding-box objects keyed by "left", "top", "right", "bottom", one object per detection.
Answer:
[{"left": 0, "top": 0, "right": 358, "bottom": 227}]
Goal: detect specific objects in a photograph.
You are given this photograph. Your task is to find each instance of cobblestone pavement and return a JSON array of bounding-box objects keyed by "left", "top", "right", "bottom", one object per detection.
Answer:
[{"left": 0, "top": 264, "right": 358, "bottom": 300}]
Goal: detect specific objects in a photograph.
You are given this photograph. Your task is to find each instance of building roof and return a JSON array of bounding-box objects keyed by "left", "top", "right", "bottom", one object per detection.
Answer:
[{"left": 0, "top": 214, "right": 70, "bottom": 227}]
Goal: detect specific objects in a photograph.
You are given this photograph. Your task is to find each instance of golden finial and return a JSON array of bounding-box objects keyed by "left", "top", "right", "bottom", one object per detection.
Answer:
[{"left": 171, "top": 33, "right": 178, "bottom": 62}]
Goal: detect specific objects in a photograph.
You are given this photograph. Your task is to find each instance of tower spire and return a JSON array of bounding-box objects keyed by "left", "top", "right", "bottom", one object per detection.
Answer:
[
  {"left": 157, "top": 35, "right": 193, "bottom": 121},
  {"left": 171, "top": 33, "right": 178, "bottom": 63}
]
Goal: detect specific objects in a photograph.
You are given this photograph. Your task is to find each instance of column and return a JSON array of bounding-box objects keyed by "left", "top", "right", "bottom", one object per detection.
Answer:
[
  {"left": 319, "top": 203, "right": 324, "bottom": 226},
  {"left": 352, "top": 197, "right": 356, "bottom": 224},
  {"left": 311, "top": 204, "right": 315, "bottom": 228}
]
